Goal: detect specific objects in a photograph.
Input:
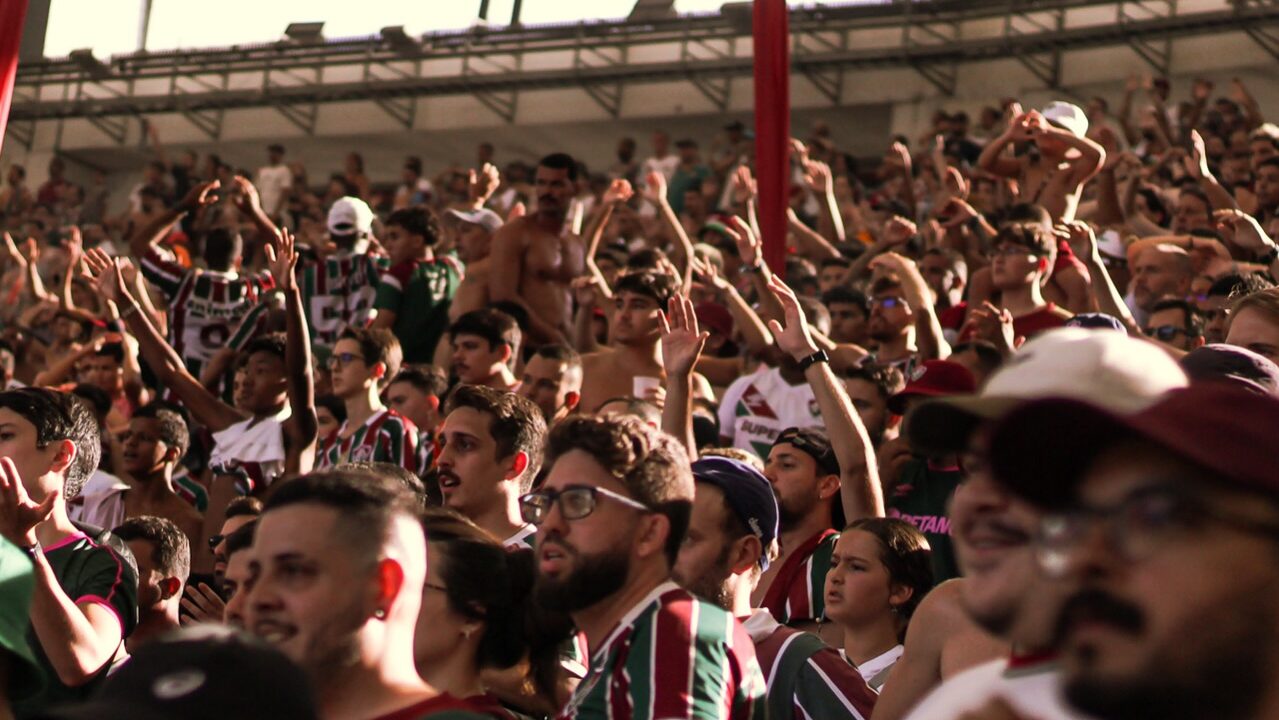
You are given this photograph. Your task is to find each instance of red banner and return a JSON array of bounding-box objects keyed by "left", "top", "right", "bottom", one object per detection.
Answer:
[
  {"left": 0, "top": 0, "right": 30, "bottom": 154},
  {"left": 753, "top": 0, "right": 789, "bottom": 273}
]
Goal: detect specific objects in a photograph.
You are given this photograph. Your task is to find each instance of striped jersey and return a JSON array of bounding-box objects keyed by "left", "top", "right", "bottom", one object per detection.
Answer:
[
  {"left": 557, "top": 581, "right": 766, "bottom": 720},
  {"left": 762, "top": 529, "right": 840, "bottom": 625},
  {"left": 315, "top": 408, "right": 418, "bottom": 472},
  {"left": 300, "top": 251, "right": 388, "bottom": 353},
  {"left": 743, "top": 610, "right": 875, "bottom": 720},
  {"left": 140, "top": 247, "right": 275, "bottom": 378},
  {"left": 374, "top": 256, "right": 462, "bottom": 363}
]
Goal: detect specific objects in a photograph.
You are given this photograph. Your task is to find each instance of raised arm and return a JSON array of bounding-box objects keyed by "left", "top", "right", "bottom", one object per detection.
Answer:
[
  {"left": 267, "top": 229, "right": 318, "bottom": 471},
  {"left": 764, "top": 274, "right": 884, "bottom": 519},
  {"left": 643, "top": 171, "right": 697, "bottom": 291},
  {"left": 1183, "top": 130, "right": 1239, "bottom": 211},
  {"left": 1065, "top": 222, "right": 1141, "bottom": 335},
  {"left": 129, "top": 180, "right": 219, "bottom": 258},
  {"left": 691, "top": 257, "right": 774, "bottom": 357},
  {"left": 3, "top": 459, "right": 127, "bottom": 685},
  {"left": 871, "top": 252, "right": 951, "bottom": 361},
  {"left": 584, "top": 180, "right": 633, "bottom": 280},
  {"left": 83, "top": 250, "right": 246, "bottom": 431},
  {"left": 232, "top": 176, "right": 282, "bottom": 241},
  {"left": 977, "top": 107, "right": 1032, "bottom": 179},
  {"left": 659, "top": 293, "right": 707, "bottom": 460}
]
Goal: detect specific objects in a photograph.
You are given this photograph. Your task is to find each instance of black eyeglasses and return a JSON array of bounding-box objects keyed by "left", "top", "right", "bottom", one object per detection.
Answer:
[
  {"left": 519, "top": 485, "right": 650, "bottom": 526},
  {"left": 1036, "top": 484, "right": 1279, "bottom": 578},
  {"left": 326, "top": 352, "right": 364, "bottom": 368},
  {"left": 1143, "top": 325, "right": 1188, "bottom": 342},
  {"left": 991, "top": 243, "right": 1037, "bottom": 258}
]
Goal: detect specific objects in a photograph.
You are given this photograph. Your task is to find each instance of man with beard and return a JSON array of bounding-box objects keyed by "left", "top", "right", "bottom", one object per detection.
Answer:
[
  {"left": 674, "top": 456, "right": 877, "bottom": 720},
  {"left": 448, "top": 309, "right": 522, "bottom": 392},
  {"left": 987, "top": 384, "right": 1279, "bottom": 720},
  {"left": 489, "top": 153, "right": 585, "bottom": 345},
  {"left": 524, "top": 415, "right": 766, "bottom": 719},
  {"left": 436, "top": 385, "right": 546, "bottom": 548},
  {"left": 873, "top": 328, "right": 1186, "bottom": 720},
  {"left": 578, "top": 271, "right": 709, "bottom": 413},
  {"left": 245, "top": 470, "right": 485, "bottom": 720}
]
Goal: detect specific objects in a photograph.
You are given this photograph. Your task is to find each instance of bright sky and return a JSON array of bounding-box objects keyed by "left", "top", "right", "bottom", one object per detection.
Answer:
[{"left": 42, "top": 0, "right": 809, "bottom": 58}]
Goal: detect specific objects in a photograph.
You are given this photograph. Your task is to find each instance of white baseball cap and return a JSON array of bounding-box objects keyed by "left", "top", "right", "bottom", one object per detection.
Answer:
[
  {"left": 904, "top": 327, "right": 1188, "bottom": 455},
  {"left": 1042, "top": 101, "right": 1089, "bottom": 139},
  {"left": 327, "top": 196, "right": 374, "bottom": 236},
  {"left": 444, "top": 207, "right": 503, "bottom": 233}
]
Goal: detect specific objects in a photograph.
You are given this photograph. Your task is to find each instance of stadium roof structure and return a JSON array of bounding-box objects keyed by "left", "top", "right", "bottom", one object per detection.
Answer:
[{"left": 7, "top": 0, "right": 1279, "bottom": 149}]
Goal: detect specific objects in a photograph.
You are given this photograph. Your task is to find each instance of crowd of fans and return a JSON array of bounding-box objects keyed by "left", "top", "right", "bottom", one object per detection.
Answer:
[{"left": 0, "top": 68, "right": 1278, "bottom": 720}]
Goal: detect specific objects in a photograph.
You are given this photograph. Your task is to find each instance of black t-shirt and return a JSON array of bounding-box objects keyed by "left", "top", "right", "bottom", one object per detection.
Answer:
[
  {"left": 886, "top": 457, "right": 962, "bottom": 583},
  {"left": 15, "top": 532, "right": 137, "bottom": 718}
]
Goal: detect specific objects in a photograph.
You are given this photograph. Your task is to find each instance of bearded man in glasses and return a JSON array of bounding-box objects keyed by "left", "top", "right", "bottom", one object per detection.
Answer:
[
  {"left": 524, "top": 414, "right": 766, "bottom": 720},
  {"left": 987, "top": 383, "right": 1279, "bottom": 720}
]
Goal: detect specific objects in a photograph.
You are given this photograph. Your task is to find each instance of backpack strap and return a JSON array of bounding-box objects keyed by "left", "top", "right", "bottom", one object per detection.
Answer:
[{"left": 767, "top": 630, "right": 828, "bottom": 720}]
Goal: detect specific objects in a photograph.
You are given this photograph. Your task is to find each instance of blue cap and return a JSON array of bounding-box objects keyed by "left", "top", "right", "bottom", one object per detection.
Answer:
[{"left": 691, "top": 457, "right": 779, "bottom": 570}]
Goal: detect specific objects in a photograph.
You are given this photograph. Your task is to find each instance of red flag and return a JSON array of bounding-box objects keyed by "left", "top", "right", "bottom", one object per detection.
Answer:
[
  {"left": 753, "top": 0, "right": 789, "bottom": 273},
  {"left": 0, "top": 0, "right": 30, "bottom": 153}
]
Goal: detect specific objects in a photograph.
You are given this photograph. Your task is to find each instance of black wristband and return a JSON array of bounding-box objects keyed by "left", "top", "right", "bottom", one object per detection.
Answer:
[{"left": 796, "top": 349, "right": 829, "bottom": 372}]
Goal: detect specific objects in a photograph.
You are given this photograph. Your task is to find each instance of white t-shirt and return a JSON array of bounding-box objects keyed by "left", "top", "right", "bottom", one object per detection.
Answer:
[
  {"left": 717, "top": 366, "right": 821, "bottom": 459},
  {"left": 641, "top": 155, "right": 680, "bottom": 184},
  {"left": 903, "top": 657, "right": 1094, "bottom": 720},
  {"left": 255, "top": 164, "right": 293, "bottom": 217},
  {"left": 70, "top": 470, "right": 129, "bottom": 530},
  {"left": 840, "top": 645, "right": 904, "bottom": 690}
]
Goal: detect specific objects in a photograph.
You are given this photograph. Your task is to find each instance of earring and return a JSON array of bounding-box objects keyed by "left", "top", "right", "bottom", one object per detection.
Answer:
[
  {"left": 374, "top": 608, "right": 387, "bottom": 620},
  {"left": 462, "top": 627, "right": 474, "bottom": 638}
]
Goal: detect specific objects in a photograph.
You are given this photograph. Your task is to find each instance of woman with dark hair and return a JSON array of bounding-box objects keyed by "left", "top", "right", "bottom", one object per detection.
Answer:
[
  {"left": 823, "top": 517, "right": 934, "bottom": 692},
  {"left": 414, "top": 508, "right": 565, "bottom": 718}
]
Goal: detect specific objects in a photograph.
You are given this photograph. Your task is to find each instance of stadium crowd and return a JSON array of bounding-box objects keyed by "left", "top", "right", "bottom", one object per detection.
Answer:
[{"left": 0, "top": 69, "right": 1278, "bottom": 720}]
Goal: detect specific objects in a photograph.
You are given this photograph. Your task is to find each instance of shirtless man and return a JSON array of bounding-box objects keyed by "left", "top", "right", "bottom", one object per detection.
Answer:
[
  {"left": 446, "top": 207, "right": 503, "bottom": 322},
  {"left": 977, "top": 101, "right": 1105, "bottom": 223},
  {"left": 489, "top": 153, "right": 585, "bottom": 346},
  {"left": 578, "top": 270, "right": 713, "bottom": 413}
]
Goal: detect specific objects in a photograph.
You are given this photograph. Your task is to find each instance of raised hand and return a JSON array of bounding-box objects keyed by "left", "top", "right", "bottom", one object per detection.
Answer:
[
  {"left": 690, "top": 256, "right": 730, "bottom": 293},
  {"left": 469, "top": 163, "right": 501, "bottom": 205},
  {"left": 869, "top": 252, "right": 931, "bottom": 310},
  {"left": 1214, "top": 208, "right": 1275, "bottom": 254},
  {"left": 0, "top": 457, "right": 57, "bottom": 545},
  {"left": 803, "top": 159, "right": 834, "bottom": 195},
  {"left": 940, "top": 198, "right": 980, "bottom": 228},
  {"left": 182, "top": 179, "right": 221, "bottom": 213},
  {"left": 724, "top": 216, "right": 762, "bottom": 267},
  {"left": 602, "top": 179, "right": 634, "bottom": 206},
  {"left": 763, "top": 274, "right": 819, "bottom": 362},
  {"left": 659, "top": 294, "right": 708, "bottom": 379},
  {"left": 572, "top": 275, "right": 605, "bottom": 309},
  {"left": 1057, "top": 221, "right": 1098, "bottom": 263},
  {"left": 1185, "top": 130, "right": 1212, "bottom": 180},
  {"left": 180, "top": 582, "right": 227, "bottom": 625},
  {"left": 82, "top": 248, "right": 125, "bottom": 304},
  {"left": 961, "top": 300, "right": 1017, "bottom": 357},
  {"left": 882, "top": 215, "right": 918, "bottom": 247},
  {"left": 2, "top": 233, "right": 26, "bottom": 267},
  {"left": 264, "top": 228, "right": 299, "bottom": 291},
  {"left": 232, "top": 176, "right": 263, "bottom": 215},
  {"left": 643, "top": 170, "right": 669, "bottom": 207},
  {"left": 731, "top": 165, "right": 757, "bottom": 205}
]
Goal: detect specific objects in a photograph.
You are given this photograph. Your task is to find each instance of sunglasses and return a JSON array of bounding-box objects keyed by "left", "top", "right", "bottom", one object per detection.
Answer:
[
  {"left": 1143, "top": 325, "right": 1187, "bottom": 342},
  {"left": 519, "top": 485, "right": 649, "bottom": 526},
  {"left": 872, "top": 296, "right": 907, "bottom": 310}
]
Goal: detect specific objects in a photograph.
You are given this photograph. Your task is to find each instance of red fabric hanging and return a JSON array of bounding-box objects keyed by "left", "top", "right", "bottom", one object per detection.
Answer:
[
  {"left": 0, "top": 0, "right": 30, "bottom": 154},
  {"left": 752, "top": 0, "right": 790, "bottom": 273}
]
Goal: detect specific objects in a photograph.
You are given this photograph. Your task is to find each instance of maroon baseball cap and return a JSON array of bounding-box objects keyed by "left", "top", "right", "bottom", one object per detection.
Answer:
[
  {"left": 988, "top": 383, "right": 1279, "bottom": 508},
  {"left": 888, "top": 360, "right": 976, "bottom": 415}
]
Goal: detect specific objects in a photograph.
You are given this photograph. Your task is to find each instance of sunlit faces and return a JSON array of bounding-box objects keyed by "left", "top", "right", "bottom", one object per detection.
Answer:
[
  {"left": 386, "top": 381, "right": 439, "bottom": 431},
  {"left": 823, "top": 530, "right": 902, "bottom": 628},
  {"left": 327, "top": 338, "right": 376, "bottom": 399},
  {"left": 0, "top": 408, "right": 68, "bottom": 499},
  {"left": 120, "top": 416, "right": 175, "bottom": 477},
  {"left": 1055, "top": 445, "right": 1279, "bottom": 720},
  {"left": 534, "top": 165, "right": 575, "bottom": 215},
  {"left": 610, "top": 291, "right": 664, "bottom": 345},
  {"left": 518, "top": 355, "right": 580, "bottom": 423},
  {"left": 435, "top": 406, "right": 517, "bottom": 515},
  {"left": 454, "top": 222, "right": 491, "bottom": 265},
  {"left": 79, "top": 354, "right": 123, "bottom": 395},
  {"left": 764, "top": 444, "right": 832, "bottom": 531},
  {"left": 1131, "top": 249, "right": 1191, "bottom": 313},
  {"left": 868, "top": 292, "right": 912, "bottom": 343},
  {"left": 989, "top": 242, "right": 1042, "bottom": 291},
  {"left": 1225, "top": 307, "right": 1279, "bottom": 367},
  {"left": 245, "top": 505, "right": 374, "bottom": 676},
  {"left": 672, "top": 484, "right": 738, "bottom": 610},
  {"left": 532, "top": 450, "right": 649, "bottom": 613},
  {"left": 381, "top": 224, "right": 426, "bottom": 266},
  {"left": 238, "top": 351, "right": 289, "bottom": 414},
  {"left": 450, "top": 335, "right": 508, "bottom": 386}
]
